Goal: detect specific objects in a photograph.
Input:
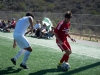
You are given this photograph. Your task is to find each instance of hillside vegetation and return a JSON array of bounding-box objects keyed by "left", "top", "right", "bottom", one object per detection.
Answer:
[
  {"left": 0, "top": 0, "right": 100, "bottom": 42},
  {"left": 0, "top": 0, "right": 100, "bottom": 14}
]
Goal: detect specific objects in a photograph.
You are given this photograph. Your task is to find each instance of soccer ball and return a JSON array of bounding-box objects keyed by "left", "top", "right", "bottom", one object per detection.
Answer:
[{"left": 61, "top": 62, "right": 70, "bottom": 71}]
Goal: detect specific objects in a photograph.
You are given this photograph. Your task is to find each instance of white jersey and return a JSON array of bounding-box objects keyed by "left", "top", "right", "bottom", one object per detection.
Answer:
[
  {"left": 14, "top": 16, "right": 32, "bottom": 35},
  {"left": 34, "top": 23, "right": 41, "bottom": 29}
]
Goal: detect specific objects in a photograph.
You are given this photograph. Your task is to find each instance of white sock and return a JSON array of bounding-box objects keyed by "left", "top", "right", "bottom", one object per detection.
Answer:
[
  {"left": 14, "top": 49, "right": 25, "bottom": 61},
  {"left": 22, "top": 50, "right": 31, "bottom": 65}
]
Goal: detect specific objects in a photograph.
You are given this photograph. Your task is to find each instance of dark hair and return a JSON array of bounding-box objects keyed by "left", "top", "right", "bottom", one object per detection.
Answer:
[
  {"left": 8, "top": 20, "right": 10, "bottom": 23},
  {"left": 26, "top": 12, "right": 34, "bottom": 19},
  {"left": 64, "top": 11, "right": 72, "bottom": 18}
]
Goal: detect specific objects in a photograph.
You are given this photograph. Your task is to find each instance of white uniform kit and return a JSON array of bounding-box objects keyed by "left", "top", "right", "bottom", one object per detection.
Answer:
[
  {"left": 11, "top": 13, "right": 34, "bottom": 69},
  {"left": 14, "top": 16, "right": 32, "bottom": 49}
]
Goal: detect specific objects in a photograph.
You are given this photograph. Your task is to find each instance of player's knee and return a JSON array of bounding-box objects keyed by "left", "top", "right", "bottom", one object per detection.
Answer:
[
  {"left": 29, "top": 47, "right": 32, "bottom": 52},
  {"left": 68, "top": 51, "right": 71, "bottom": 55},
  {"left": 65, "top": 50, "right": 72, "bottom": 55},
  {"left": 24, "top": 47, "right": 32, "bottom": 52},
  {"left": 26, "top": 49, "right": 32, "bottom": 52},
  {"left": 69, "top": 51, "right": 72, "bottom": 54},
  {"left": 28, "top": 49, "right": 32, "bottom": 52}
]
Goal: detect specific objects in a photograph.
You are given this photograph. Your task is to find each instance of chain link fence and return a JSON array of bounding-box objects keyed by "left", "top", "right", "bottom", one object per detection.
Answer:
[{"left": 0, "top": 11, "right": 100, "bottom": 42}]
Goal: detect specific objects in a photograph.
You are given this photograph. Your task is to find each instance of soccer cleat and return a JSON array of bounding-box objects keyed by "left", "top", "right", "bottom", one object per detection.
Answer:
[
  {"left": 20, "top": 63, "right": 29, "bottom": 69},
  {"left": 11, "top": 58, "right": 16, "bottom": 65},
  {"left": 57, "top": 62, "right": 62, "bottom": 69}
]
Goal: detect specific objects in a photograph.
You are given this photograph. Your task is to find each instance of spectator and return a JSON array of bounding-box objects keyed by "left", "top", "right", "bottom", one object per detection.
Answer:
[
  {"left": 46, "top": 26, "right": 54, "bottom": 39},
  {"left": 38, "top": 23, "right": 48, "bottom": 38},
  {"left": 3, "top": 20, "right": 11, "bottom": 32},
  {"left": 0, "top": 20, "right": 6, "bottom": 31},
  {"left": 10, "top": 18, "right": 16, "bottom": 29},
  {"left": 25, "top": 20, "right": 41, "bottom": 36},
  {"left": 33, "top": 20, "right": 41, "bottom": 32},
  {"left": 3, "top": 18, "right": 16, "bottom": 32}
]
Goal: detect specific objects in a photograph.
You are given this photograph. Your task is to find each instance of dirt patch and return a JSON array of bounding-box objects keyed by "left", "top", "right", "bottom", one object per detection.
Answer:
[{"left": 71, "top": 34, "right": 100, "bottom": 43}]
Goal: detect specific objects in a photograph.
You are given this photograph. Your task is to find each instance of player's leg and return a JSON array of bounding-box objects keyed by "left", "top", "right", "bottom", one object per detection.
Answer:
[
  {"left": 18, "top": 36, "right": 33, "bottom": 69},
  {"left": 57, "top": 41, "right": 71, "bottom": 66},
  {"left": 11, "top": 48, "right": 25, "bottom": 65},
  {"left": 20, "top": 47, "right": 32, "bottom": 69},
  {"left": 60, "top": 42, "right": 72, "bottom": 63},
  {"left": 11, "top": 34, "right": 26, "bottom": 65},
  {"left": 11, "top": 34, "right": 32, "bottom": 69},
  {"left": 63, "top": 42, "right": 71, "bottom": 62},
  {"left": 57, "top": 43, "right": 65, "bottom": 67}
]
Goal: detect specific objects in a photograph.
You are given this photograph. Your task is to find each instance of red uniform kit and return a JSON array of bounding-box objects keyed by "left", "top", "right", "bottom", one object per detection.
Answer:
[{"left": 54, "top": 21, "right": 71, "bottom": 51}]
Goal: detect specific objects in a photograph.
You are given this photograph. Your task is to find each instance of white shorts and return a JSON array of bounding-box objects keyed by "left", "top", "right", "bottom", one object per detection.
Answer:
[{"left": 13, "top": 33, "right": 30, "bottom": 49}]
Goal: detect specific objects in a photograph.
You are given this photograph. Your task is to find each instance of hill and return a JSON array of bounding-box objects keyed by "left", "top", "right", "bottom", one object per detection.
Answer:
[{"left": 0, "top": 0, "right": 100, "bottom": 14}]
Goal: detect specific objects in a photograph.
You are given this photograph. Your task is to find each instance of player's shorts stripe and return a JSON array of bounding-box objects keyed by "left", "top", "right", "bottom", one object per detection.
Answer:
[{"left": 57, "top": 43, "right": 64, "bottom": 51}]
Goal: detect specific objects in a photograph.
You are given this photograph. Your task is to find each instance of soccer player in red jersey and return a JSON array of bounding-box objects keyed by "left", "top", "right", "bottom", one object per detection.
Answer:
[{"left": 54, "top": 11, "right": 76, "bottom": 68}]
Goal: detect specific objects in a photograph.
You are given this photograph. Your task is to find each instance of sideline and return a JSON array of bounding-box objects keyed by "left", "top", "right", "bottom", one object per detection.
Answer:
[{"left": 0, "top": 32, "right": 100, "bottom": 59}]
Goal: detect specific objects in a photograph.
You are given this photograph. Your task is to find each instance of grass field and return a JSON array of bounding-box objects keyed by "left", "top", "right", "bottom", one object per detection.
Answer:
[{"left": 0, "top": 32, "right": 100, "bottom": 75}]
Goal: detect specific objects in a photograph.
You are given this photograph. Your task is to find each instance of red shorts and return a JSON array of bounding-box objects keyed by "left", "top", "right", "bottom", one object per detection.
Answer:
[{"left": 56, "top": 39, "right": 71, "bottom": 52}]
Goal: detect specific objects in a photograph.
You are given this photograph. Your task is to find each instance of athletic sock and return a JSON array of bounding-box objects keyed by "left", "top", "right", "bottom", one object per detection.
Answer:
[
  {"left": 14, "top": 49, "right": 25, "bottom": 61},
  {"left": 64, "top": 54, "right": 69, "bottom": 62},
  {"left": 60, "top": 54, "right": 69, "bottom": 63},
  {"left": 22, "top": 50, "right": 30, "bottom": 65}
]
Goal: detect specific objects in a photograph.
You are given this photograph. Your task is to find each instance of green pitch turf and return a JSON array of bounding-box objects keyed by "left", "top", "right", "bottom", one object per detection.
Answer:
[{"left": 0, "top": 34, "right": 100, "bottom": 75}]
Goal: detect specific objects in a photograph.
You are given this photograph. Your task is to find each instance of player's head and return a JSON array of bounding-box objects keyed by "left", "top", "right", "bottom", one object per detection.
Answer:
[
  {"left": 12, "top": 18, "right": 15, "bottom": 21},
  {"left": 65, "top": 11, "right": 72, "bottom": 19},
  {"left": 64, "top": 11, "right": 72, "bottom": 22},
  {"left": 36, "top": 20, "right": 40, "bottom": 24},
  {"left": 26, "top": 12, "right": 34, "bottom": 19}
]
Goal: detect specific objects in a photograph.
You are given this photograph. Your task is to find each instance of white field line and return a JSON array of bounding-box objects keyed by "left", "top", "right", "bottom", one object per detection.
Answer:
[
  {"left": 0, "top": 35, "right": 100, "bottom": 59},
  {"left": 0, "top": 35, "right": 59, "bottom": 50}
]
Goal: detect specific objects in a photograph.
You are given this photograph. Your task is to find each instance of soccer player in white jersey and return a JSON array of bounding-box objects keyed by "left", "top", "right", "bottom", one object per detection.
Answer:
[{"left": 11, "top": 13, "right": 34, "bottom": 69}]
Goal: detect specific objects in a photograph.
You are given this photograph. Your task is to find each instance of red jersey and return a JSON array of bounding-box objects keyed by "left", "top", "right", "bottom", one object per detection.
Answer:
[
  {"left": 11, "top": 21, "right": 16, "bottom": 29},
  {"left": 54, "top": 21, "right": 70, "bottom": 42}
]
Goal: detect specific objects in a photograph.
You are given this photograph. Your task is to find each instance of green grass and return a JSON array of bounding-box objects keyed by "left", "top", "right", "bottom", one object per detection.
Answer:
[{"left": 0, "top": 36, "right": 100, "bottom": 75}]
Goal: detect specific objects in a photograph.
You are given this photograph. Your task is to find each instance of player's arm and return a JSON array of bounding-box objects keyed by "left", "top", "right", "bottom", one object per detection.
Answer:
[
  {"left": 67, "top": 34, "right": 76, "bottom": 42},
  {"left": 54, "top": 31, "right": 63, "bottom": 44},
  {"left": 29, "top": 17, "right": 34, "bottom": 35},
  {"left": 10, "top": 21, "right": 16, "bottom": 26},
  {"left": 13, "top": 39, "right": 17, "bottom": 48}
]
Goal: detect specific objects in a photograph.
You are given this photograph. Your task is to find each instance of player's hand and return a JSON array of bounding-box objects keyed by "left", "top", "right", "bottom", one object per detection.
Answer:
[{"left": 71, "top": 38, "right": 76, "bottom": 42}]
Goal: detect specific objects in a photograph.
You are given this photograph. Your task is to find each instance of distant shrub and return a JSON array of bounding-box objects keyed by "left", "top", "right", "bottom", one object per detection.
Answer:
[
  {"left": 0, "top": 3, "right": 3, "bottom": 9},
  {"left": 91, "top": 10, "right": 100, "bottom": 15}
]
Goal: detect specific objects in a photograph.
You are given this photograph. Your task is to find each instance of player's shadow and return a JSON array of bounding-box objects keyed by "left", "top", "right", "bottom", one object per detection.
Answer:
[
  {"left": 29, "top": 68, "right": 63, "bottom": 75},
  {"left": 60, "top": 61, "right": 100, "bottom": 75},
  {"left": 27, "top": 35, "right": 53, "bottom": 40},
  {"left": 29, "top": 61, "right": 100, "bottom": 75},
  {"left": 0, "top": 66, "right": 22, "bottom": 75}
]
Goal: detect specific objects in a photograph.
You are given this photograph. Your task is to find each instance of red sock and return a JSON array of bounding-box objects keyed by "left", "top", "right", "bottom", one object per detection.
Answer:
[
  {"left": 65, "top": 54, "right": 69, "bottom": 62},
  {"left": 60, "top": 54, "right": 69, "bottom": 63}
]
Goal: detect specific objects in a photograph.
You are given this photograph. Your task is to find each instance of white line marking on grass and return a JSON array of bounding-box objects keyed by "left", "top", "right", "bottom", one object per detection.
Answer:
[
  {"left": 0, "top": 35, "right": 100, "bottom": 59},
  {"left": 0, "top": 35, "right": 59, "bottom": 50}
]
